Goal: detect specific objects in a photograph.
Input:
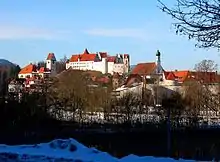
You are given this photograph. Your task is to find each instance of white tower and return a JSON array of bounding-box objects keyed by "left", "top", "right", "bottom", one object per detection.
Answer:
[{"left": 46, "top": 53, "right": 57, "bottom": 76}]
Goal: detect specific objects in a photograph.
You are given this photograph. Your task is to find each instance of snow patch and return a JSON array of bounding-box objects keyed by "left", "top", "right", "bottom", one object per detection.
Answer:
[{"left": 0, "top": 138, "right": 197, "bottom": 162}]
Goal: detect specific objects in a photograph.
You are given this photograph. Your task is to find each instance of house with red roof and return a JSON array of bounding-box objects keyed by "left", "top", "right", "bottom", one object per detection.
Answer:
[
  {"left": 18, "top": 53, "right": 57, "bottom": 79},
  {"left": 66, "top": 49, "right": 130, "bottom": 75},
  {"left": 163, "top": 70, "right": 220, "bottom": 85},
  {"left": 131, "top": 50, "right": 164, "bottom": 78}
]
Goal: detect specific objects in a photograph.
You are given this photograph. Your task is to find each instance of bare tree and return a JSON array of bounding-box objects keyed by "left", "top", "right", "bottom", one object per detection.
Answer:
[
  {"left": 49, "top": 70, "right": 89, "bottom": 122},
  {"left": 183, "top": 80, "right": 203, "bottom": 125},
  {"left": 158, "top": 0, "right": 220, "bottom": 49},
  {"left": 183, "top": 59, "right": 219, "bottom": 125},
  {"left": 194, "top": 59, "right": 218, "bottom": 72},
  {"left": 56, "top": 55, "right": 67, "bottom": 74}
]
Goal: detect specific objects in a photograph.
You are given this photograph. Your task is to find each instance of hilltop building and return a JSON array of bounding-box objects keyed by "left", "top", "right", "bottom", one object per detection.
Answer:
[
  {"left": 18, "top": 53, "right": 57, "bottom": 79},
  {"left": 66, "top": 48, "right": 130, "bottom": 75}
]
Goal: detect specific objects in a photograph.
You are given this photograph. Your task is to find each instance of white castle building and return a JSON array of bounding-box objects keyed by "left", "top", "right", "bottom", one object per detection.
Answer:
[{"left": 66, "top": 49, "right": 130, "bottom": 75}]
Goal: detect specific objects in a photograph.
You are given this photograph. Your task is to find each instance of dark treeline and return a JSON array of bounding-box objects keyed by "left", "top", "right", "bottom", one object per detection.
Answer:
[{"left": 1, "top": 92, "right": 220, "bottom": 161}]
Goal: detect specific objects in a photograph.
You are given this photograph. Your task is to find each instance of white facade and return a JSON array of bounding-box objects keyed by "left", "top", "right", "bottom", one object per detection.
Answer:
[
  {"left": 18, "top": 53, "right": 57, "bottom": 79},
  {"left": 107, "top": 62, "right": 114, "bottom": 74},
  {"left": 46, "top": 60, "right": 56, "bottom": 76},
  {"left": 93, "top": 58, "right": 107, "bottom": 74},
  {"left": 67, "top": 61, "right": 94, "bottom": 71},
  {"left": 113, "top": 63, "right": 125, "bottom": 75},
  {"left": 66, "top": 51, "right": 130, "bottom": 75},
  {"left": 18, "top": 73, "right": 33, "bottom": 79}
]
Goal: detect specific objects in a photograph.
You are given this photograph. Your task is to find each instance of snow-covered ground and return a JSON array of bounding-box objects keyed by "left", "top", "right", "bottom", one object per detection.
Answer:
[{"left": 0, "top": 138, "right": 197, "bottom": 162}]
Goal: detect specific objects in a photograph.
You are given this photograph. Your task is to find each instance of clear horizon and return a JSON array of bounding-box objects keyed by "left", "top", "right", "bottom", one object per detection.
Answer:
[{"left": 0, "top": 0, "right": 220, "bottom": 71}]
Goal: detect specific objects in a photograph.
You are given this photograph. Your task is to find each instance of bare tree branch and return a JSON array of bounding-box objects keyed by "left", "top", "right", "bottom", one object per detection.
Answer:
[{"left": 158, "top": 0, "right": 220, "bottom": 49}]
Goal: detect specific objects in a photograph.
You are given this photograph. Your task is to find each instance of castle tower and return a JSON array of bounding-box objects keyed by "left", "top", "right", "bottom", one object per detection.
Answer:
[
  {"left": 46, "top": 53, "right": 57, "bottom": 76},
  {"left": 156, "top": 50, "right": 163, "bottom": 74}
]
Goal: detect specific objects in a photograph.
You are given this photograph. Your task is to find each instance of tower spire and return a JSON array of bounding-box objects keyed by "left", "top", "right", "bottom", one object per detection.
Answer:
[{"left": 156, "top": 50, "right": 162, "bottom": 74}]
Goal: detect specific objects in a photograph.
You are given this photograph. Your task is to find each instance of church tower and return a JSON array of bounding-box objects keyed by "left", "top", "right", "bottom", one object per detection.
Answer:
[
  {"left": 156, "top": 50, "right": 163, "bottom": 74},
  {"left": 46, "top": 53, "right": 57, "bottom": 76}
]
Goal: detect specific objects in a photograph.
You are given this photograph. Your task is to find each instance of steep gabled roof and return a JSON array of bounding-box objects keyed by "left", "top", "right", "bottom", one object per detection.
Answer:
[
  {"left": 69, "top": 49, "right": 97, "bottom": 62},
  {"left": 131, "top": 62, "right": 157, "bottom": 75},
  {"left": 164, "top": 71, "right": 177, "bottom": 80},
  {"left": 107, "top": 56, "right": 116, "bottom": 62},
  {"left": 188, "top": 71, "right": 220, "bottom": 83},
  {"left": 124, "top": 74, "right": 143, "bottom": 86},
  {"left": 83, "top": 48, "right": 90, "bottom": 54},
  {"left": 39, "top": 67, "right": 50, "bottom": 73},
  {"left": 99, "top": 52, "right": 107, "bottom": 58},
  {"left": 19, "top": 64, "right": 38, "bottom": 74},
  {"left": 172, "top": 70, "right": 190, "bottom": 83},
  {"left": 46, "top": 53, "right": 56, "bottom": 61}
]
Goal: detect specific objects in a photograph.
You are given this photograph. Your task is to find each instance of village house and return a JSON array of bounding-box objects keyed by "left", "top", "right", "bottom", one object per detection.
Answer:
[
  {"left": 66, "top": 48, "right": 130, "bottom": 75},
  {"left": 17, "top": 53, "right": 57, "bottom": 88},
  {"left": 18, "top": 53, "right": 57, "bottom": 79},
  {"left": 113, "top": 50, "right": 165, "bottom": 98},
  {"left": 112, "top": 50, "right": 220, "bottom": 100}
]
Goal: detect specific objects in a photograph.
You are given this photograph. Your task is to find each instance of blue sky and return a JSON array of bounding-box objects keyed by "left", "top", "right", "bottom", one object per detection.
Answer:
[{"left": 0, "top": 0, "right": 219, "bottom": 70}]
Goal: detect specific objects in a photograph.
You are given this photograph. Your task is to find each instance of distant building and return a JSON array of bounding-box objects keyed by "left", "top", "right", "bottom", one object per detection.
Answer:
[
  {"left": 66, "top": 48, "right": 130, "bottom": 75},
  {"left": 18, "top": 53, "right": 57, "bottom": 79},
  {"left": 131, "top": 50, "right": 164, "bottom": 79}
]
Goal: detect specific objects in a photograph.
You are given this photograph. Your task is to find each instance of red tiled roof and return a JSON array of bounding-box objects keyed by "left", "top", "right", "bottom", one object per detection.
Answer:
[
  {"left": 172, "top": 71, "right": 190, "bottom": 82},
  {"left": 99, "top": 52, "right": 107, "bottom": 58},
  {"left": 188, "top": 71, "right": 219, "bottom": 83},
  {"left": 69, "top": 49, "right": 97, "bottom": 62},
  {"left": 164, "top": 70, "right": 220, "bottom": 84},
  {"left": 124, "top": 74, "right": 142, "bottom": 86},
  {"left": 107, "top": 56, "right": 116, "bottom": 62},
  {"left": 131, "top": 62, "right": 156, "bottom": 75},
  {"left": 47, "top": 53, "right": 56, "bottom": 61},
  {"left": 19, "top": 64, "right": 37, "bottom": 74},
  {"left": 124, "top": 54, "right": 129, "bottom": 57},
  {"left": 39, "top": 67, "right": 50, "bottom": 73},
  {"left": 165, "top": 71, "right": 176, "bottom": 80},
  {"left": 164, "top": 70, "right": 189, "bottom": 82}
]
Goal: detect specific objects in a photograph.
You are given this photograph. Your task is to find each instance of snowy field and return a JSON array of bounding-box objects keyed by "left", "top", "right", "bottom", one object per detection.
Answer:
[{"left": 0, "top": 138, "right": 199, "bottom": 162}]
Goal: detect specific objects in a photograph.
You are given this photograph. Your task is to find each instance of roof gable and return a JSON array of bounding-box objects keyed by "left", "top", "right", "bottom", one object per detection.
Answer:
[
  {"left": 99, "top": 52, "right": 107, "bottom": 58},
  {"left": 107, "top": 56, "right": 116, "bottom": 62},
  {"left": 47, "top": 53, "right": 56, "bottom": 61},
  {"left": 188, "top": 71, "right": 219, "bottom": 83},
  {"left": 69, "top": 49, "right": 97, "bottom": 62},
  {"left": 164, "top": 71, "right": 176, "bottom": 80},
  {"left": 173, "top": 71, "right": 190, "bottom": 82},
  {"left": 19, "top": 64, "right": 37, "bottom": 74},
  {"left": 131, "top": 62, "right": 157, "bottom": 75},
  {"left": 39, "top": 67, "right": 50, "bottom": 73}
]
